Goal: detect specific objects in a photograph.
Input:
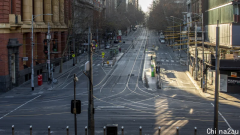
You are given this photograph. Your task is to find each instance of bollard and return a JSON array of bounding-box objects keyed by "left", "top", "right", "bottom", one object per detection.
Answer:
[
  {"left": 158, "top": 126, "right": 161, "bottom": 135},
  {"left": 12, "top": 125, "right": 14, "bottom": 135},
  {"left": 30, "top": 125, "right": 32, "bottom": 135},
  {"left": 85, "top": 126, "right": 87, "bottom": 135},
  {"left": 139, "top": 126, "right": 142, "bottom": 135},
  {"left": 176, "top": 127, "right": 179, "bottom": 135},
  {"left": 66, "top": 126, "right": 69, "bottom": 135},
  {"left": 48, "top": 126, "right": 50, "bottom": 135},
  {"left": 103, "top": 126, "right": 106, "bottom": 135},
  {"left": 122, "top": 126, "right": 124, "bottom": 135},
  {"left": 194, "top": 127, "right": 197, "bottom": 135}
]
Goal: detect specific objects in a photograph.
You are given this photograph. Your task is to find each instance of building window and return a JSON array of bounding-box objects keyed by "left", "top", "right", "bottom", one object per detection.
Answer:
[{"left": 234, "top": 4, "right": 240, "bottom": 15}]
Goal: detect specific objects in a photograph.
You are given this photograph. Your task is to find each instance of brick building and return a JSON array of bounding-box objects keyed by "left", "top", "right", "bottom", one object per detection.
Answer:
[{"left": 0, "top": 0, "right": 72, "bottom": 91}]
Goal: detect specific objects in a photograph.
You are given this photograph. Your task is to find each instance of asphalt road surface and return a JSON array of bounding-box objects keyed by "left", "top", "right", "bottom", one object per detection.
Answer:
[{"left": 0, "top": 28, "right": 240, "bottom": 135}]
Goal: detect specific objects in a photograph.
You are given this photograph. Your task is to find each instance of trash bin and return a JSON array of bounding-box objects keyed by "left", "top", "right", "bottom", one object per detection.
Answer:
[
  {"left": 106, "top": 124, "right": 118, "bottom": 135},
  {"left": 42, "top": 70, "right": 48, "bottom": 82}
]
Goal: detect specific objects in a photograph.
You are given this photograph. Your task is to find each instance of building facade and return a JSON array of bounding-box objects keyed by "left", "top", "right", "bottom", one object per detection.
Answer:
[
  {"left": 0, "top": 0, "right": 72, "bottom": 91},
  {"left": 186, "top": 0, "right": 240, "bottom": 93}
]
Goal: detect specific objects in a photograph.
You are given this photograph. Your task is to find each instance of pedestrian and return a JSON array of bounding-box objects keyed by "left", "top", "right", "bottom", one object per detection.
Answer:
[{"left": 119, "top": 47, "right": 121, "bottom": 53}]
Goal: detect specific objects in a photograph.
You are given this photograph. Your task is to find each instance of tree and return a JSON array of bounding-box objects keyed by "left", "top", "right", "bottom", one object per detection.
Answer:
[{"left": 147, "top": 0, "right": 187, "bottom": 31}]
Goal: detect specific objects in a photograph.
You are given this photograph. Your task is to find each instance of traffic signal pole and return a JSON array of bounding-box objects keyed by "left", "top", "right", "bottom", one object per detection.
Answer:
[
  {"left": 88, "top": 27, "right": 94, "bottom": 135},
  {"left": 73, "top": 38, "right": 75, "bottom": 66},
  {"left": 47, "top": 23, "right": 51, "bottom": 80},
  {"left": 74, "top": 74, "right": 77, "bottom": 135},
  {"left": 213, "top": 20, "right": 220, "bottom": 135}
]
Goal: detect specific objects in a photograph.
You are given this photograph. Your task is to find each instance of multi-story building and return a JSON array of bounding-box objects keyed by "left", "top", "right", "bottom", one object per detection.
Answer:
[
  {"left": 0, "top": 0, "right": 72, "bottom": 91},
  {"left": 186, "top": 0, "right": 240, "bottom": 93}
]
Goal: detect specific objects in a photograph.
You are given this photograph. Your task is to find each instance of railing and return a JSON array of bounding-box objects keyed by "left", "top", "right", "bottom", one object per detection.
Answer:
[{"left": 10, "top": 125, "right": 199, "bottom": 135}]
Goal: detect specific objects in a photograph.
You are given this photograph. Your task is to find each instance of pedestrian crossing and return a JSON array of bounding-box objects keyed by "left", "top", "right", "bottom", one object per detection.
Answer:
[
  {"left": 159, "top": 59, "right": 181, "bottom": 66},
  {"left": 160, "top": 59, "right": 179, "bottom": 63}
]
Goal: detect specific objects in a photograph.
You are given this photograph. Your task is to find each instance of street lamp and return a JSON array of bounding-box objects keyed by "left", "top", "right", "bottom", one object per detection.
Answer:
[
  {"left": 31, "top": 14, "right": 53, "bottom": 91},
  {"left": 169, "top": 16, "right": 184, "bottom": 59}
]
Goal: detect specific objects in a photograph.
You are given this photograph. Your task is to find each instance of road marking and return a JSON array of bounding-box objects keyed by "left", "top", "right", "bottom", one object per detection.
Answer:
[
  {"left": 211, "top": 103, "right": 235, "bottom": 134},
  {"left": 4, "top": 96, "right": 14, "bottom": 98},
  {"left": 97, "top": 64, "right": 100, "bottom": 66},
  {"left": 171, "top": 60, "right": 174, "bottom": 62},
  {"left": 0, "top": 95, "right": 41, "bottom": 120},
  {"left": 166, "top": 60, "right": 169, "bottom": 62},
  {"left": 97, "top": 106, "right": 125, "bottom": 109},
  {"left": 165, "top": 53, "right": 167, "bottom": 54},
  {"left": 161, "top": 59, "right": 164, "bottom": 62}
]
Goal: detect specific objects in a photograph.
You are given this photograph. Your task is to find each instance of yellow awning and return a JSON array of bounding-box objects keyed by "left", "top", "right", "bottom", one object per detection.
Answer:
[
  {"left": 165, "top": 37, "right": 179, "bottom": 39},
  {"left": 168, "top": 41, "right": 202, "bottom": 46}
]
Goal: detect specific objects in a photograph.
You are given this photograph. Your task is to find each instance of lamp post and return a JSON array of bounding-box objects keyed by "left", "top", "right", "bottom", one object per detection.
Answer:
[
  {"left": 168, "top": 16, "right": 184, "bottom": 58},
  {"left": 31, "top": 14, "right": 52, "bottom": 91},
  {"left": 170, "top": 16, "right": 175, "bottom": 46}
]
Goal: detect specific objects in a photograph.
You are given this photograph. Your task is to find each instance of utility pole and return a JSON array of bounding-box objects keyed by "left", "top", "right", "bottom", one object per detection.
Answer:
[
  {"left": 195, "top": 22, "right": 198, "bottom": 80},
  {"left": 187, "top": 24, "right": 190, "bottom": 71},
  {"left": 47, "top": 23, "right": 51, "bottom": 81},
  {"left": 214, "top": 20, "right": 220, "bottom": 135},
  {"left": 179, "top": 23, "right": 182, "bottom": 59},
  {"left": 201, "top": 13, "right": 205, "bottom": 92},
  {"left": 88, "top": 27, "right": 94, "bottom": 135},
  {"left": 173, "top": 17, "right": 174, "bottom": 46},
  {"left": 97, "top": 28, "right": 99, "bottom": 50},
  {"left": 31, "top": 15, "right": 34, "bottom": 91},
  {"left": 73, "top": 38, "right": 75, "bottom": 66}
]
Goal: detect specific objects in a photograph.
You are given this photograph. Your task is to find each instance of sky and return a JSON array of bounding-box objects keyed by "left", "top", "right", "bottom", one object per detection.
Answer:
[{"left": 139, "top": 0, "right": 153, "bottom": 13}]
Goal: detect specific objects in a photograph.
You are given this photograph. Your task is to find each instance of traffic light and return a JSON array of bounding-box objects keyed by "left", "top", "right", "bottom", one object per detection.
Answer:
[
  {"left": 52, "top": 39, "right": 58, "bottom": 52},
  {"left": 43, "top": 39, "right": 48, "bottom": 54},
  {"left": 71, "top": 100, "right": 81, "bottom": 114}
]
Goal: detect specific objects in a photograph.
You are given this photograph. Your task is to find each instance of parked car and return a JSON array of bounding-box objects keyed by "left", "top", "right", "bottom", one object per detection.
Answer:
[
  {"left": 105, "top": 44, "right": 110, "bottom": 49},
  {"left": 160, "top": 40, "right": 165, "bottom": 44},
  {"left": 132, "top": 27, "right": 137, "bottom": 31}
]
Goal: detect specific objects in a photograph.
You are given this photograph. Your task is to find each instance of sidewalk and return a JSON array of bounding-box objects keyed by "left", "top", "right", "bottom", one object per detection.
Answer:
[
  {"left": 0, "top": 52, "right": 91, "bottom": 97},
  {"left": 186, "top": 72, "right": 240, "bottom": 103}
]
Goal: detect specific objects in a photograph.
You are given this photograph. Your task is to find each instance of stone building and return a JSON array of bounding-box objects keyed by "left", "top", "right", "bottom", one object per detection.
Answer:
[{"left": 0, "top": 0, "right": 72, "bottom": 91}]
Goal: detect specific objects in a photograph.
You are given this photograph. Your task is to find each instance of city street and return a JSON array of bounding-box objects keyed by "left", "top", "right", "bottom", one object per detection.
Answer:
[{"left": 0, "top": 28, "right": 240, "bottom": 135}]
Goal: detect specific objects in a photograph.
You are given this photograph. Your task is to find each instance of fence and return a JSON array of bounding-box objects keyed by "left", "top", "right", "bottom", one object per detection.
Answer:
[{"left": 10, "top": 125, "right": 199, "bottom": 135}]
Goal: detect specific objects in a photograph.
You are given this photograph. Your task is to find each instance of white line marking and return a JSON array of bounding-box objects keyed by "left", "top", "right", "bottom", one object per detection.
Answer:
[
  {"left": 166, "top": 60, "right": 169, "bottom": 62},
  {"left": 211, "top": 103, "right": 235, "bottom": 134},
  {"left": 161, "top": 59, "right": 164, "bottom": 62},
  {"left": 0, "top": 95, "right": 41, "bottom": 120},
  {"left": 171, "top": 60, "right": 174, "bottom": 62}
]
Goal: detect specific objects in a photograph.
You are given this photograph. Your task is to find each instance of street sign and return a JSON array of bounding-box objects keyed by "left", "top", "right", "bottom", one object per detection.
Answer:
[
  {"left": 47, "top": 60, "right": 50, "bottom": 63},
  {"left": 72, "top": 54, "right": 75, "bottom": 57},
  {"left": 102, "top": 52, "right": 105, "bottom": 55}
]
